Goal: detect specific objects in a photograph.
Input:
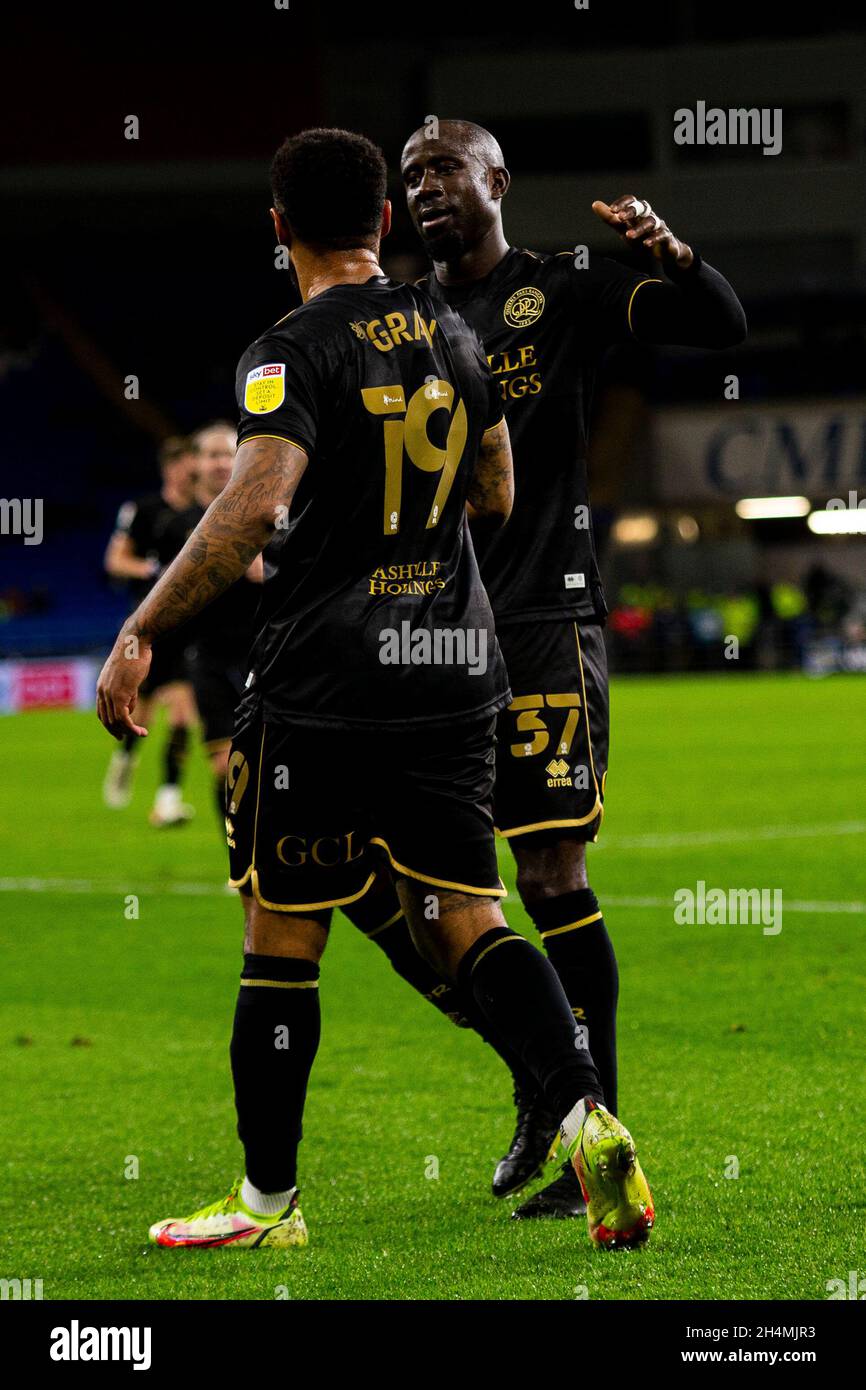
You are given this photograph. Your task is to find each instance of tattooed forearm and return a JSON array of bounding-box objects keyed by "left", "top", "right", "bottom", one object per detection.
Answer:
[
  {"left": 467, "top": 419, "right": 514, "bottom": 525},
  {"left": 126, "top": 436, "right": 308, "bottom": 642}
]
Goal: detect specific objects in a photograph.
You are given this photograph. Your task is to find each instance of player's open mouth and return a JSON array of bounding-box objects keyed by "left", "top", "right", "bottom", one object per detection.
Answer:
[{"left": 418, "top": 208, "right": 454, "bottom": 233}]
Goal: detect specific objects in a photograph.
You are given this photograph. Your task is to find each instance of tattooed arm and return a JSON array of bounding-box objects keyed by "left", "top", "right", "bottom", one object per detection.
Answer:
[
  {"left": 466, "top": 419, "right": 514, "bottom": 529},
  {"left": 96, "top": 437, "right": 308, "bottom": 739}
]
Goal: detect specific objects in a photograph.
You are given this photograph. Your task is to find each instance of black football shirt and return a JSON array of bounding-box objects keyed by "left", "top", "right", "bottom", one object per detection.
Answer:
[
  {"left": 424, "top": 248, "right": 660, "bottom": 625},
  {"left": 159, "top": 501, "right": 263, "bottom": 666},
  {"left": 233, "top": 275, "right": 510, "bottom": 732},
  {"left": 113, "top": 492, "right": 193, "bottom": 604}
]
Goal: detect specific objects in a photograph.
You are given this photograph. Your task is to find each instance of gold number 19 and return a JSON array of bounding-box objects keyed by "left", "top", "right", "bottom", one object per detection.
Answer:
[{"left": 362, "top": 379, "right": 468, "bottom": 535}]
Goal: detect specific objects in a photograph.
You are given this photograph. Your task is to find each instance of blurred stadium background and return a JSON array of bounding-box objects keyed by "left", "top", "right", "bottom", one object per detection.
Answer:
[{"left": 2, "top": 5, "right": 866, "bottom": 701}]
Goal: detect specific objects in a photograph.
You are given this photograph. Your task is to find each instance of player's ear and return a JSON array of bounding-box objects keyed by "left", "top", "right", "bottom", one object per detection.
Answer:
[
  {"left": 380, "top": 200, "right": 392, "bottom": 240},
  {"left": 270, "top": 206, "right": 291, "bottom": 246},
  {"left": 490, "top": 166, "right": 510, "bottom": 200}
]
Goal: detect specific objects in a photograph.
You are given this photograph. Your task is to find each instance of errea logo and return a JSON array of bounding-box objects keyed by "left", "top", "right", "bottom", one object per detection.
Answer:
[{"left": 545, "top": 758, "right": 573, "bottom": 787}]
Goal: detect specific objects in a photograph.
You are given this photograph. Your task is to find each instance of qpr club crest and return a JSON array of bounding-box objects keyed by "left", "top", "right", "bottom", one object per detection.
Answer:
[{"left": 503, "top": 286, "right": 545, "bottom": 328}]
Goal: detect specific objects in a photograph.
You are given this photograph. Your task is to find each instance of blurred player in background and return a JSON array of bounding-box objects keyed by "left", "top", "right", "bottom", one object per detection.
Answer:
[
  {"left": 182, "top": 422, "right": 264, "bottom": 826},
  {"left": 102, "top": 436, "right": 199, "bottom": 826},
  {"left": 338, "top": 119, "right": 746, "bottom": 1219}
]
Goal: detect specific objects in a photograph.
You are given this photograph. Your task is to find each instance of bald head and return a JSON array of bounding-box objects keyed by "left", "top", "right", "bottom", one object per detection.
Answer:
[
  {"left": 401, "top": 119, "right": 510, "bottom": 271},
  {"left": 402, "top": 119, "right": 505, "bottom": 173}
]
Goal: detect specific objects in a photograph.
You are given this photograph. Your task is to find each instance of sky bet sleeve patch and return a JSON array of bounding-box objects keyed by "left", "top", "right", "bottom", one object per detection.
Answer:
[{"left": 244, "top": 362, "right": 286, "bottom": 414}]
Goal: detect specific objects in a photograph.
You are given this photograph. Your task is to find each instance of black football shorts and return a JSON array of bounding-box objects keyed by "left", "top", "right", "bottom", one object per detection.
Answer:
[
  {"left": 140, "top": 629, "right": 191, "bottom": 696},
  {"left": 493, "top": 621, "right": 609, "bottom": 842},
  {"left": 188, "top": 648, "right": 246, "bottom": 749},
  {"left": 226, "top": 712, "right": 505, "bottom": 912}
]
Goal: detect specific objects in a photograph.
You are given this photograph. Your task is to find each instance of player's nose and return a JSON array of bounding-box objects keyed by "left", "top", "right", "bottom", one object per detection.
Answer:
[{"left": 416, "top": 168, "right": 443, "bottom": 197}]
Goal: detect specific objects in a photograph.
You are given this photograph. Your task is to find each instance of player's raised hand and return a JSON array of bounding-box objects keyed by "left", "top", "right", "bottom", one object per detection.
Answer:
[
  {"left": 96, "top": 630, "right": 152, "bottom": 740},
  {"left": 592, "top": 196, "right": 694, "bottom": 269}
]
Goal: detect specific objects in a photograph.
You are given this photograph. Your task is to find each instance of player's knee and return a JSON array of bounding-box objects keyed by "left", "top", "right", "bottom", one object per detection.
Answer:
[
  {"left": 404, "top": 915, "right": 470, "bottom": 984},
  {"left": 243, "top": 898, "right": 330, "bottom": 963},
  {"left": 517, "top": 872, "right": 587, "bottom": 906},
  {"left": 408, "top": 924, "right": 450, "bottom": 979},
  {"left": 515, "top": 843, "right": 588, "bottom": 905},
  {"left": 411, "top": 893, "right": 506, "bottom": 982}
]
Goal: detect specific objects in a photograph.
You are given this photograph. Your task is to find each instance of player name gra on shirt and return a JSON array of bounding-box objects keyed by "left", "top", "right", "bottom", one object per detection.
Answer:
[{"left": 349, "top": 311, "right": 437, "bottom": 353}]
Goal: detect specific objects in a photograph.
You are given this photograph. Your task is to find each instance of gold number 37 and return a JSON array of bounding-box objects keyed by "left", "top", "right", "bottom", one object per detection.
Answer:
[
  {"left": 362, "top": 379, "right": 467, "bottom": 535},
  {"left": 509, "top": 694, "right": 582, "bottom": 758}
]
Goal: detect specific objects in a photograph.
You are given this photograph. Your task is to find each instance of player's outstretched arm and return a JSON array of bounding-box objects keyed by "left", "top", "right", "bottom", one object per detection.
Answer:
[
  {"left": 466, "top": 419, "right": 514, "bottom": 528},
  {"left": 104, "top": 529, "right": 157, "bottom": 582},
  {"left": 592, "top": 195, "right": 747, "bottom": 349},
  {"left": 96, "top": 437, "right": 307, "bottom": 739},
  {"left": 592, "top": 195, "right": 694, "bottom": 269}
]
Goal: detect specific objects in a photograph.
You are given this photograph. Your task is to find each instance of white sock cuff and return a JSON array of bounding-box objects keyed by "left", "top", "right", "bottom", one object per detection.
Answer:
[
  {"left": 559, "top": 1098, "right": 589, "bottom": 1153},
  {"left": 560, "top": 1097, "right": 610, "bottom": 1152},
  {"left": 241, "top": 1177, "right": 296, "bottom": 1217}
]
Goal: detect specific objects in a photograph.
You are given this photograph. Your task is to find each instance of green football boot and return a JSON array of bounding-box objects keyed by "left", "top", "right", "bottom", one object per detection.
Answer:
[
  {"left": 566, "top": 1103, "right": 654, "bottom": 1249},
  {"left": 149, "top": 1178, "right": 308, "bottom": 1249}
]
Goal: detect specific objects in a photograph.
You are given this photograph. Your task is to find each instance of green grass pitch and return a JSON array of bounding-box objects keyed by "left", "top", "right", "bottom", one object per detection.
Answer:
[{"left": 1, "top": 673, "right": 864, "bottom": 1300}]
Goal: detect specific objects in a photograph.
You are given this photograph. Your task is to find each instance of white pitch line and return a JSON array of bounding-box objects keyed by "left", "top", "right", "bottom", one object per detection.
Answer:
[
  {"left": 0, "top": 876, "right": 220, "bottom": 897},
  {"left": 603, "top": 820, "right": 866, "bottom": 850},
  {"left": 0, "top": 878, "right": 862, "bottom": 915},
  {"left": 5, "top": 820, "right": 852, "bottom": 896}
]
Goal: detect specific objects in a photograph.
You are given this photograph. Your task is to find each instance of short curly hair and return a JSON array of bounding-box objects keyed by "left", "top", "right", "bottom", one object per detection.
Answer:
[{"left": 270, "top": 127, "right": 388, "bottom": 250}]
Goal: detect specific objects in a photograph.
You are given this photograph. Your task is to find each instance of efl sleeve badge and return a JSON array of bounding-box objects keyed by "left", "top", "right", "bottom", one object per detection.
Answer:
[{"left": 244, "top": 362, "right": 286, "bottom": 414}]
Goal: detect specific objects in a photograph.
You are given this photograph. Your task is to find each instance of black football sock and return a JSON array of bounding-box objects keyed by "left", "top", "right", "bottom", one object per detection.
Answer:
[
  {"left": 528, "top": 888, "right": 619, "bottom": 1114},
  {"left": 164, "top": 724, "right": 189, "bottom": 787},
  {"left": 122, "top": 731, "right": 138, "bottom": 755},
  {"left": 345, "top": 890, "right": 537, "bottom": 1094},
  {"left": 457, "top": 927, "right": 604, "bottom": 1121},
  {"left": 229, "top": 953, "right": 321, "bottom": 1192}
]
